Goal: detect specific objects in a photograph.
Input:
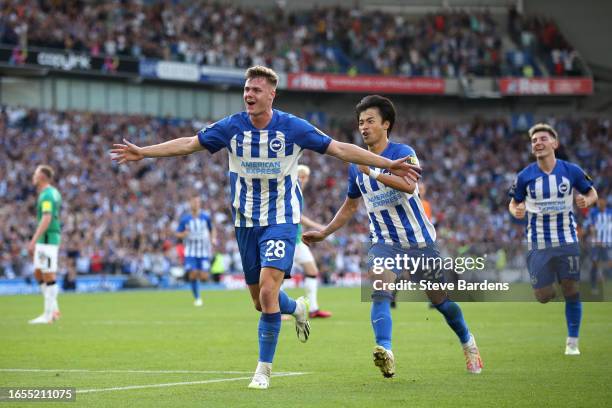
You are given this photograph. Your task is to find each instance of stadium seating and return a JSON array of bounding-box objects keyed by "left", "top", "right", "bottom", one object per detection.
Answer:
[
  {"left": 0, "top": 1, "right": 587, "bottom": 77},
  {"left": 1, "top": 106, "right": 609, "bottom": 279},
  {"left": 507, "top": 6, "right": 586, "bottom": 77}
]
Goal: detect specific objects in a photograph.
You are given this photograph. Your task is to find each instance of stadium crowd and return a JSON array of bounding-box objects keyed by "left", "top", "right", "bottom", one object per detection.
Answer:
[
  {"left": 507, "top": 6, "right": 584, "bottom": 77},
  {"left": 1, "top": 105, "right": 610, "bottom": 280},
  {"left": 0, "top": 1, "right": 582, "bottom": 77}
]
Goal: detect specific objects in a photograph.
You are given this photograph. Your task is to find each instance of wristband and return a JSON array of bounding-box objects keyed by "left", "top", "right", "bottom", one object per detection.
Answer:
[{"left": 369, "top": 168, "right": 382, "bottom": 180}]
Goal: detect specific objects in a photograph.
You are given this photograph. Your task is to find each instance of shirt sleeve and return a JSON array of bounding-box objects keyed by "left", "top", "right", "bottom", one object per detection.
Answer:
[
  {"left": 569, "top": 163, "right": 594, "bottom": 194},
  {"left": 393, "top": 144, "right": 419, "bottom": 166},
  {"left": 293, "top": 118, "right": 333, "bottom": 154},
  {"left": 509, "top": 172, "right": 527, "bottom": 202},
  {"left": 197, "top": 116, "right": 232, "bottom": 154},
  {"left": 176, "top": 216, "right": 187, "bottom": 233},
  {"left": 347, "top": 165, "right": 362, "bottom": 199},
  {"left": 41, "top": 200, "right": 53, "bottom": 213},
  {"left": 206, "top": 215, "right": 213, "bottom": 232}
]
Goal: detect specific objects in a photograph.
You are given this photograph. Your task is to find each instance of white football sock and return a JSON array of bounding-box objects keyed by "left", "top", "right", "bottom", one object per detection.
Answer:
[
  {"left": 304, "top": 276, "right": 319, "bottom": 312},
  {"left": 44, "top": 284, "right": 55, "bottom": 320},
  {"left": 255, "top": 361, "right": 272, "bottom": 376},
  {"left": 39, "top": 283, "right": 48, "bottom": 314},
  {"left": 49, "top": 283, "right": 59, "bottom": 313},
  {"left": 462, "top": 333, "right": 476, "bottom": 348}
]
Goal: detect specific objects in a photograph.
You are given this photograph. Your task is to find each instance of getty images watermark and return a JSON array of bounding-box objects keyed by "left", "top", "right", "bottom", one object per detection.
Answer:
[{"left": 370, "top": 254, "right": 510, "bottom": 292}]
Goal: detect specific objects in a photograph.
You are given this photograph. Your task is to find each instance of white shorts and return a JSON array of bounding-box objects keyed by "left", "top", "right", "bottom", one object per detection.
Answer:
[
  {"left": 293, "top": 242, "right": 315, "bottom": 265},
  {"left": 33, "top": 243, "right": 59, "bottom": 273}
]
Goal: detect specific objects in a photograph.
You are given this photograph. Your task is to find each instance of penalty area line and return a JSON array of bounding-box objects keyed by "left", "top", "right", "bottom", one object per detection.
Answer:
[{"left": 77, "top": 372, "right": 309, "bottom": 394}]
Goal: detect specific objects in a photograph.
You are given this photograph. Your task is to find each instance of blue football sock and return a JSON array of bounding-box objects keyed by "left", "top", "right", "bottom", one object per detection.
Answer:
[
  {"left": 190, "top": 279, "right": 200, "bottom": 300},
  {"left": 371, "top": 293, "right": 392, "bottom": 350},
  {"left": 434, "top": 298, "right": 470, "bottom": 344},
  {"left": 258, "top": 312, "right": 281, "bottom": 363},
  {"left": 278, "top": 290, "right": 297, "bottom": 314},
  {"left": 565, "top": 293, "right": 582, "bottom": 338}
]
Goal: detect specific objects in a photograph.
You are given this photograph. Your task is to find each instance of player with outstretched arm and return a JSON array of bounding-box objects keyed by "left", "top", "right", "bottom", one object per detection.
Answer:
[
  {"left": 111, "top": 66, "right": 421, "bottom": 389},
  {"left": 304, "top": 95, "right": 483, "bottom": 378}
]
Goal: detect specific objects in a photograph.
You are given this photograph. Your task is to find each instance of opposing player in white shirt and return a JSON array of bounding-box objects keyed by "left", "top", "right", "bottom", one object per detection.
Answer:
[{"left": 293, "top": 165, "right": 332, "bottom": 318}]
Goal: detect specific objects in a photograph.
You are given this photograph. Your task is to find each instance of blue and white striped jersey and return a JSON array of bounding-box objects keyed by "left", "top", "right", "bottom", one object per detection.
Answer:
[
  {"left": 197, "top": 110, "right": 332, "bottom": 227},
  {"left": 177, "top": 212, "right": 213, "bottom": 258},
  {"left": 586, "top": 206, "right": 612, "bottom": 245},
  {"left": 347, "top": 142, "right": 436, "bottom": 247},
  {"left": 509, "top": 160, "right": 593, "bottom": 249}
]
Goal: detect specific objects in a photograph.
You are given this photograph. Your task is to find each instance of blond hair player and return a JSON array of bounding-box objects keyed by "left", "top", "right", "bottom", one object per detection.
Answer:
[{"left": 28, "top": 165, "right": 63, "bottom": 324}]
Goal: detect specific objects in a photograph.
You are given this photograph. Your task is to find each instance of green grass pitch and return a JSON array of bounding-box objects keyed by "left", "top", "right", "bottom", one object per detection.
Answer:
[{"left": 1, "top": 287, "right": 611, "bottom": 407}]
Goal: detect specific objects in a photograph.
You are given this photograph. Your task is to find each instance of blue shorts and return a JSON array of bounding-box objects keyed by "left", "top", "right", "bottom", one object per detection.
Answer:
[
  {"left": 526, "top": 243, "right": 581, "bottom": 289},
  {"left": 367, "top": 242, "right": 444, "bottom": 283},
  {"left": 235, "top": 224, "right": 298, "bottom": 285},
  {"left": 185, "top": 257, "right": 210, "bottom": 272}
]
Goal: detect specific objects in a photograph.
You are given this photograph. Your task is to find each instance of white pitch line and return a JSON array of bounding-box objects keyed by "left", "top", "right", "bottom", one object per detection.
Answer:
[
  {"left": 0, "top": 368, "right": 251, "bottom": 375},
  {"left": 77, "top": 372, "right": 308, "bottom": 394},
  {"left": 81, "top": 320, "right": 204, "bottom": 325},
  {"left": 0, "top": 368, "right": 302, "bottom": 375}
]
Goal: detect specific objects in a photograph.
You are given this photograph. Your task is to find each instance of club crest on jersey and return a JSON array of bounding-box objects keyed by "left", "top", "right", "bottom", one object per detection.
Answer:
[
  {"left": 269, "top": 137, "right": 285, "bottom": 153},
  {"left": 558, "top": 180, "right": 570, "bottom": 194}
]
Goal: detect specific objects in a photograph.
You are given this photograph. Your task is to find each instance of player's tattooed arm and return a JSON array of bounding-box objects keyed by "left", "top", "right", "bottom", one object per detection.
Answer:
[
  {"left": 302, "top": 197, "right": 360, "bottom": 246},
  {"left": 357, "top": 165, "right": 416, "bottom": 194},
  {"left": 575, "top": 187, "right": 598, "bottom": 209},
  {"left": 111, "top": 136, "right": 204, "bottom": 163}
]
